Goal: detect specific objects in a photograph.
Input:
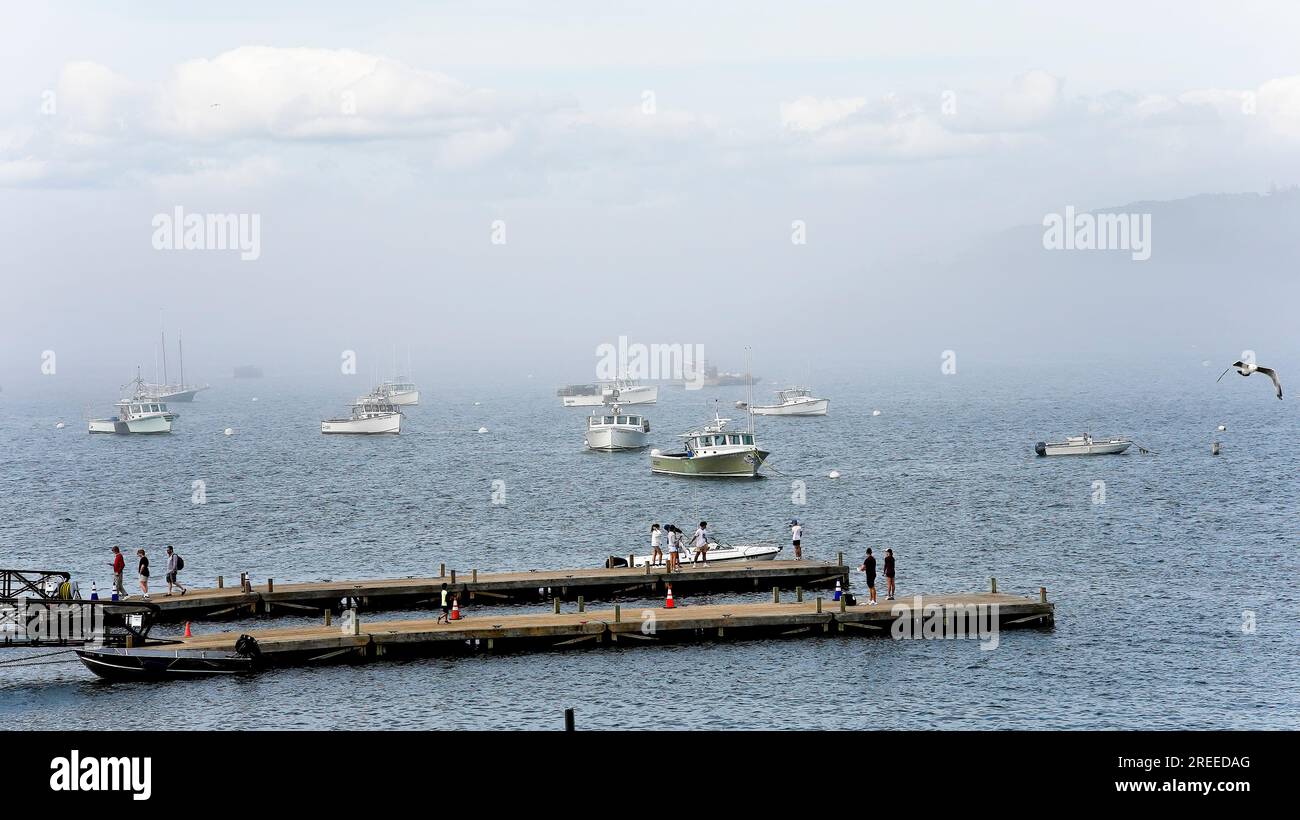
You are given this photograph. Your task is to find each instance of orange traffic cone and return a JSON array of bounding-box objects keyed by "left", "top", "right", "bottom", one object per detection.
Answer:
[
  {"left": 183, "top": 622, "right": 192, "bottom": 638},
  {"left": 450, "top": 598, "right": 462, "bottom": 621},
  {"left": 665, "top": 584, "right": 675, "bottom": 609}
]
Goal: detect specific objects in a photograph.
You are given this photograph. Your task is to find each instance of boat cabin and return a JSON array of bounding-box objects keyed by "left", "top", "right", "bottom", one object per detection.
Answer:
[
  {"left": 776, "top": 387, "right": 813, "bottom": 403},
  {"left": 588, "top": 412, "right": 648, "bottom": 431},
  {"left": 118, "top": 400, "right": 169, "bottom": 418},
  {"left": 684, "top": 431, "right": 756, "bottom": 454}
]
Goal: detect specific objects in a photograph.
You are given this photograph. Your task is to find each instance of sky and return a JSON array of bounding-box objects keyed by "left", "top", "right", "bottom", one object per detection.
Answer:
[{"left": 2, "top": 1, "right": 1298, "bottom": 392}]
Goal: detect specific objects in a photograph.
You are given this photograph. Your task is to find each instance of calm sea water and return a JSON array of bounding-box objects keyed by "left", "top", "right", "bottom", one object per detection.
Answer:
[{"left": 1, "top": 362, "right": 1296, "bottom": 730}]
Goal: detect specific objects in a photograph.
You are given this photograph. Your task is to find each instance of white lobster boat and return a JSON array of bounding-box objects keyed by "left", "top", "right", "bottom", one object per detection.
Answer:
[
  {"left": 743, "top": 387, "right": 829, "bottom": 416},
  {"left": 562, "top": 380, "right": 658, "bottom": 406},
  {"left": 88, "top": 398, "right": 175, "bottom": 434},
  {"left": 1035, "top": 434, "right": 1132, "bottom": 456},
  {"left": 585, "top": 403, "right": 650, "bottom": 451},
  {"left": 606, "top": 542, "right": 781, "bottom": 568},
  {"left": 322, "top": 394, "right": 403, "bottom": 434},
  {"left": 377, "top": 380, "right": 420, "bottom": 406}
]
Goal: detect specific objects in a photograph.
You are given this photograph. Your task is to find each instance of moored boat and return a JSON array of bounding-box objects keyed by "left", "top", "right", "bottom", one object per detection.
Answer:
[
  {"left": 650, "top": 411, "right": 768, "bottom": 477},
  {"left": 743, "top": 386, "right": 829, "bottom": 416},
  {"left": 321, "top": 394, "right": 403, "bottom": 434},
  {"left": 606, "top": 541, "right": 781, "bottom": 568},
  {"left": 585, "top": 402, "right": 651, "bottom": 451},
  {"left": 75, "top": 643, "right": 258, "bottom": 680},
  {"left": 88, "top": 379, "right": 176, "bottom": 434},
  {"left": 377, "top": 380, "right": 420, "bottom": 406},
  {"left": 562, "top": 380, "right": 658, "bottom": 407},
  {"left": 1035, "top": 433, "right": 1132, "bottom": 456}
]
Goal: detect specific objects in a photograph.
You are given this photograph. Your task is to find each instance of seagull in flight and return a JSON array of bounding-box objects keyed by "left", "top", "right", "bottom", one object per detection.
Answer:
[{"left": 1217, "top": 360, "right": 1282, "bottom": 399}]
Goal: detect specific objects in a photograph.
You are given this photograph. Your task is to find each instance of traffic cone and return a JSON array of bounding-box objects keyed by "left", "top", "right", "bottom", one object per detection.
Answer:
[
  {"left": 833, "top": 579, "right": 842, "bottom": 601},
  {"left": 450, "top": 598, "right": 462, "bottom": 621},
  {"left": 89, "top": 582, "right": 99, "bottom": 601},
  {"left": 665, "top": 584, "right": 675, "bottom": 609},
  {"left": 184, "top": 622, "right": 192, "bottom": 638}
]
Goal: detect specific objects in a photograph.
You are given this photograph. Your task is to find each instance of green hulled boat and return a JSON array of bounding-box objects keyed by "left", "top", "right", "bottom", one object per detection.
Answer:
[{"left": 650, "top": 411, "right": 768, "bottom": 478}]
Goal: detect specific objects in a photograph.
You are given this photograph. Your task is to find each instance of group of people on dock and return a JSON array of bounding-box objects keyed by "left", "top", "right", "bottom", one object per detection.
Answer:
[
  {"left": 858, "top": 547, "right": 896, "bottom": 604},
  {"left": 107, "top": 545, "right": 187, "bottom": 600},
  {"left": 648, "top": 522, "right": 712, "bottom": 572}
]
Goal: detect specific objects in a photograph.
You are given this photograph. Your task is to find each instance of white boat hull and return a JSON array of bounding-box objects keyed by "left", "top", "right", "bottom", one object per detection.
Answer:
[
  {"left": 563, "top": 394, "right": 604, "bottom": 407},
  {"left": 750, "top": 398, "right": 829, "bottom": 416},
  {"left": 585, "top": 426, "right": 650, "bottom": 451},
  {"left": 88, "top": 416, "right": 173, "bottom": 434},
  {"left": 612, "top": 543, "right": 781, "bottom": 568},
  {"left": 563, "top": 385, "right": 658, "bottom": 406},
  {"left": 321, "top": 413, "right": 402, "bottom": 434},
  {"left": 386, "top": 390, "right": 419, "bottom": 406},
  {"left": 1037, "top": 440, "right": 1131, "bottom": 456}
]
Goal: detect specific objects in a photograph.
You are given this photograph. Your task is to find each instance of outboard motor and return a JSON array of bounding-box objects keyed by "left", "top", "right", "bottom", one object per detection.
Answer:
[
  {"left": 606, "top": 555, "right": 630, "bottom": 569},
  {"left": 234, "top": 634, "right": 262, "bottom": 659},
  {"left": 1034, "top": 442, "right": 1047, "bottom": 457}
]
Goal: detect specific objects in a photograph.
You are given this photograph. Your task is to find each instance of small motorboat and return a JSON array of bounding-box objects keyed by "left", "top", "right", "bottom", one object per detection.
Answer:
[
  {"left": 650, "top": 410, "right": 768, "bottom": 478},
  {"left": 88, "top": 377, "right": 177, "bottom": 434},
  {"left": 1035, "top": 434, "right": 1132, "bottom": 456},
  {"left": 321, "top": 393, "right": 403, "bottom": 434},
  {"left": 75, "top": 644, "right": 258, "bottom": 680},
  {"left": 606, "top": 542, "right": 781, "bottom": 568}
]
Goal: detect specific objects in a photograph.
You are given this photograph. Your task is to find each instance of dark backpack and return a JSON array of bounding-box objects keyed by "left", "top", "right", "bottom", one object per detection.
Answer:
[{"left": 175, "top": 554, "right": 185, "bottom": 571}]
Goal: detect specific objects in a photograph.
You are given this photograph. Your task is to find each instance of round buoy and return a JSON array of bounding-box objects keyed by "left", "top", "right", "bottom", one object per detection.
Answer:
[
  {"left": 828, "top": 470, "right": 841, "bottom": 479},
  {"left": 55, "top": 422, "right": 65, "bottom": 429},
  {"left": 1201, "top": 360, "right": 1211, "bottom": 367},
  {"left": 872, "top": 409, "right": 882, "bottom": 416},
  {"left": 224, "top": 428, "right": 234, "bottom": 436},
  {"left": 1217, "top": 424, "right": 1227, "bottom": 432},
  {"left": 474, "top": 401, "right": 481, "bottom": 406},
  {"left": 650, "top": 448, "right": 662, "bottom": 457},
  {"left": 477, "top": 426, "right": 488, "bottom": 433}
]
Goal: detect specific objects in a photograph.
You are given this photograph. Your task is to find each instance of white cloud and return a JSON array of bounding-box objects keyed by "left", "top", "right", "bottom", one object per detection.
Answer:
[{"left": 780, "top": 96, "right": 866, "bottom": 132}]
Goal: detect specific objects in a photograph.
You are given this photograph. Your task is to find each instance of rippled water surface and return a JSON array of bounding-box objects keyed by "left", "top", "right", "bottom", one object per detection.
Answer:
[{"left": 1, "top": 364, "right": 1296, "bottom": 729}]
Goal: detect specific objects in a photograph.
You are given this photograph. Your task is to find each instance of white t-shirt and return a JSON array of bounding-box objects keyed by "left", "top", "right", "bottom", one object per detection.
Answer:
[
  {"left": 791, "top": 524, "right": 803, "bottom": 542},
  {"left": 651, "top": 530, "right": 661, "bottom": 548},
  {"left": 669, "top": 534, "right": 681, "bottom": 552},
  {"left": 692, "top": 528, "right": 708, "bottom": 548}
]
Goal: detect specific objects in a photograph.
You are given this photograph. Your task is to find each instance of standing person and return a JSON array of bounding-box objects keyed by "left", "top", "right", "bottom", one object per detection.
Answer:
[
  {"left": 136, "top": 549, "right": 151, "bottom": 599},
  {"left": 859, "top": 548, "right": 878, "bottom": 605},
  {"left": 650, "top": 523, "right": 663, "bottom": 566},
  {"left": 109, "top": 546, "right": 126, "bottom": 598},
  {"left": 884, "top": 548, "right": 896, "bottom": 601},
  {"left": 437, "top": 583, "right": 450, "bottom": 624},
  {"left": 666, "top": 526, "right": 681, "bottom": 572},
  {"left": 691, "top": 521, "right": 710, "bottom": 564},
  {"left": 164, "top": 545, "right": 187, "bottom": 595},
  {"left": 789, "top": 519, "right": 804, "bottom": 559}
]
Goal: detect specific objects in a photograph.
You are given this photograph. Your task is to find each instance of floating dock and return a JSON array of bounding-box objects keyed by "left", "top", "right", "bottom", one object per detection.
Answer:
[
  {"left": 141, "top": 560, "right": 851, "bottom": 622},
  {"left": 149, "top": 591, "right": 1054, "bottom": 672}
]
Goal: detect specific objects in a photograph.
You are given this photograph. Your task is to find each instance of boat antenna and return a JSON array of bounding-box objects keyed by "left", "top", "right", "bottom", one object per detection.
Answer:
[{"left": 178, "top": 332, "right": 185, "bottom": 388}]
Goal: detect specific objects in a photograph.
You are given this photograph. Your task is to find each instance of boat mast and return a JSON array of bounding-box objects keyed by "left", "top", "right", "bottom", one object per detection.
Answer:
[{"left": 159, "top": 313, "right": 168, "bottom": 385}]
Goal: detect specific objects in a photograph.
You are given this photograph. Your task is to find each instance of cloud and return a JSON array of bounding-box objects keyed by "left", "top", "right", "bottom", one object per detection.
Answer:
[{"left": 780, "top": 96, "right": 866, "bottom": 132}]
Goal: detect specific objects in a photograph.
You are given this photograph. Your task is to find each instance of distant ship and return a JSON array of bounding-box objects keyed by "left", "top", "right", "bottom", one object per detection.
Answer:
[
  {"left": 233, "top": 365, "right": 263, "bottom": 379},
  {"left": 141, "top": 331, "right": 209, "bottom": 402},
  {"left": 679, "top": 362, "right": 761, "bottom": 388}
]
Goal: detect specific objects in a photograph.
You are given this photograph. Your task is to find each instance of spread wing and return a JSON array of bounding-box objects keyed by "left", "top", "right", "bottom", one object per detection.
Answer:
[{"left": 1257, "top": 366, "right": 1282, "bottom": 399}]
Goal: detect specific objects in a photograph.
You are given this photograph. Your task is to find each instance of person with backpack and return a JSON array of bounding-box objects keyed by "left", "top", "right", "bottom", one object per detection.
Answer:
[{"left": 165, "top": 545, "right": 188, "bottom": 595}]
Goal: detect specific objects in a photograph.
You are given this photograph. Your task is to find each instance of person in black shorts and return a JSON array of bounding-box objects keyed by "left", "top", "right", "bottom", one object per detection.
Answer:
[
  {"left": 884, "top": 548, "right": 896, "bottom": 600},
  {"left": 437, "top": 583, "right": 450, "bottom": 624},
  {"left": 136, "top": 549, "right": 150, "bottom": 599},
  {"left": 859, "top": 548, "right": 878, "bottom": 604}
]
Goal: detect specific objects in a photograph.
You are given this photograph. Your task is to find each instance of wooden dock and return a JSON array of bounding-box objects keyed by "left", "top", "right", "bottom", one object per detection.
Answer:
[
  {"left": 166, "top": 591, "right": 1054, "bottom": 669},
  {"left": 141, "top": 560, "right": 851, "bottom": 622}
]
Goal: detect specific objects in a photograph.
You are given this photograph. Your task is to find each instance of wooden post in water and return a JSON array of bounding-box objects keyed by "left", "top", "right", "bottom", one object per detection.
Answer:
[
  {"left": 772, "top": 586, "right": 780, "bottom": 604},
  {"left": 450, "top": 569, "right": 456, "bottom": 585},
  {"left": 578, "top": 596, "right": 585, "bottom": 612},
  {"left": 614, "top": 604, "right": 621, "bottom": 623},
  {"left": 564, "top": 708, "right": 575, "bottom": 732},
  {"left": 324, "top": 609, "right": 331, "bottom": 626},
  {"left": 440, "top": 563, "right": 445, "bottom": 578},
  {"left": 216, "top": 575, "right": 223, "bottom": 589},
  {"left": 628, "top": 554, "right": 634, "bottom": 568},
  {"left": 839, "top": 595, "right": 846, "bottom": 613},
  {"left": 837, "top": 552, "right": 843, "bottom": 566},
  {"left": 816, "top": 597, "right": 823, "bottom": 614},
  {"left": 991, "top": 577, "right": 997, "bottom": 594},
  {"left": 267, "top": 578, "right": 273, "bottom": 594},
  {"left": 1040, "top": 587, "right": 1047, "bottom": 603},
  {"left": 796, "top": 586, "right": 804, "bottom": 602},
  {"left": 553, "top": 597, "right": 561, "bottom": 614},
  {"left": 472, "top": 569, "right": 478, "bottom": 583}
]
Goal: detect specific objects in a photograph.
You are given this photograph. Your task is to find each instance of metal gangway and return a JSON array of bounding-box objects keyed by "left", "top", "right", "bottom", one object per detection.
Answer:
[{"left": 0, "top": 568, "right": 160, "bottom": 648}]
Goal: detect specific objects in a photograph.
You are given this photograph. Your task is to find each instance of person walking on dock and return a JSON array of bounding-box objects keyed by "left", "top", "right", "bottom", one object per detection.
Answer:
[
  {"left": 437, "top": 583, "right": 450, "bottom": 624},
  {"left": 859, "top": 548, "right": 878, "bottom": 605},
  {"left": 136, "top": 549, "right": 151, "bottom": 599},
  {"left": 650, "top": 523, "right": 664, "bottom": 566},
  {"left": 109, "top": 546, "right": 126, "bottom": 598},
  {"left": 883, "top": 548, "right": 896, "bottom": 601},
  {"left": 691, "top": 521, "right": 710, "bottom": 564},
  {"left": 165, "top": 545, "right": 188, "bottom": 596},
  {"left": 789, "top": 519, "right": 804, "bottom": 559}
]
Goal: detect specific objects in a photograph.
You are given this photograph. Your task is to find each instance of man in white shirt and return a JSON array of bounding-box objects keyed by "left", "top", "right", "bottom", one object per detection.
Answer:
[
  {"left": 790, "top": 519, "right": 804, "bottom": 559},
  {"left": 691, "top": 521, "right": 710, "bottom": 564}
]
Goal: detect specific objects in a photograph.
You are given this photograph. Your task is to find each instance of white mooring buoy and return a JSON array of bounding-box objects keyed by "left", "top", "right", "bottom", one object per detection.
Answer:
[
  {"left": 55, "top": 422, "right": 65, "bottom": 429},
  {"left": 224, "top": 428, "right": 234, "bottom": 436},
  {"left": 477, "top": 426, "right": 488, "bottom": 433},
  {"left": 872, "top": 409, "right": 882, "bottom": 416},
  {"left": 828, "top": 470, "right": 841, "bottom": 479}
]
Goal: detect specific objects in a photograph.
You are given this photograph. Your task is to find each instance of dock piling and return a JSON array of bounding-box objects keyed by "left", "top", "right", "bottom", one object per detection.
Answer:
[
  {"left": 450, "top": 569, "right": 456, "bottom": 584},
  {"left": 772, "top": 586, "right": 780, "bottom": 603},
  {"left": 837, "top": 552, "right": 843, "bottom": 566},
  {"left": 816, "top": 597, "right": 823, "bottom": 614},
  {"left": 1040, "top": 586, "right": 1047, "bottom": 603},
  {"left": 324, "top": 609, "right": 331, "bottom": 626},
  {"left": 564, "top": 708, "right": 575, "bottom": 732},
  {"left": 991, "top": 577, "right": 997, "bottom": 594},
  {"left": 472, "top": 569, "right": 478, "bottom": 583},
  {"left": 216, "top": 575, "right": 223, "bottom": 589},
  {"left": 440, "top": 563, "right": 445, "bottom": 578},
  {"left": 578, "top": 596, "right": 585, "bottom": 612},
  {"left": 267, "top": 578, "right": 273, "bottom": 594},
  {"left": 614, "top": 604, "right": 621, "bottom": 623},
  {"left": 553, "top": 597, "right": 561, "bottom": 614},
  {"left": 796, "top": 586, "right": 803, "bottom": 603}
]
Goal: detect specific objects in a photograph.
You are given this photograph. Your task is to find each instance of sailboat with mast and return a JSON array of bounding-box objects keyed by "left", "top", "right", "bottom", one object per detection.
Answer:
[{"left": 142, "top": 328, "right": 209, "bottom": 402}]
